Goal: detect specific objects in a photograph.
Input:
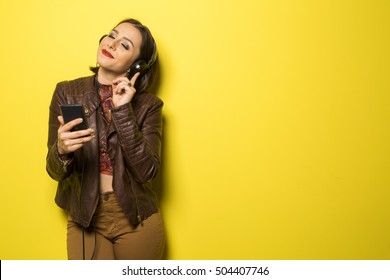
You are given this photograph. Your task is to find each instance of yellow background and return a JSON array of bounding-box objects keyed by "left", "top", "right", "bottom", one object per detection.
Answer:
[{"left": 0, "top": 0, "right": 389, "bottom": 259}]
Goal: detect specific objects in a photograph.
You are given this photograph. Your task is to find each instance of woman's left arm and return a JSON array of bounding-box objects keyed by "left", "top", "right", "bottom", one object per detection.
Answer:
[{"left": 110, "top": 96, "right": 163, "bottom": 184}]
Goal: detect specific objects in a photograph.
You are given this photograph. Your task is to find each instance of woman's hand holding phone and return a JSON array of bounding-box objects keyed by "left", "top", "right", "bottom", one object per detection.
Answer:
[{"left": 57, "top": 116, "right": 95, "bottom": 155}]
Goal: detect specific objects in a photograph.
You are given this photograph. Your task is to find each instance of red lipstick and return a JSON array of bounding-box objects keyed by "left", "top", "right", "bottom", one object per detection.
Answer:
[{"left": 102, "top": 49, "right": 114, "bottom": 59}]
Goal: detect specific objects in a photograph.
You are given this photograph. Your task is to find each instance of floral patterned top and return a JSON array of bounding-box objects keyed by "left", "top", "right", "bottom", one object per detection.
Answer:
[{"left": 97, "top": 83, "right": 114, "bottom": 175}]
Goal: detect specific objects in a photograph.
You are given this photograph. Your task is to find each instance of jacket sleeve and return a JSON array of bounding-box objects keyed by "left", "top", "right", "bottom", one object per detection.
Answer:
[
  {"left": 46, "top": 82, "right": 75, "bottom": 181},
  {"left": 110, "top": 96, "right": 163, "bottom": 184}
]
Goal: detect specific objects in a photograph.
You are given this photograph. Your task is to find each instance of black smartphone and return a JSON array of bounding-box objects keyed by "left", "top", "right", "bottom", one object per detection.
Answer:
[{"left": 60, "top": 104, "right": 89, "bottom": 131}]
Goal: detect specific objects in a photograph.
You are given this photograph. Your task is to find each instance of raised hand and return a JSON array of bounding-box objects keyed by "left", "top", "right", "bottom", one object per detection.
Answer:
[{"left": 112, "top": 72, "right": 141, "bottom": 107}]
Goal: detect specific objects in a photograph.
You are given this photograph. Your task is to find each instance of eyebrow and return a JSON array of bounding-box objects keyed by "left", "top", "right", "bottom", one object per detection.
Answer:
[{"left": 112, "top": 29, "right": 135, "bottom": 47}]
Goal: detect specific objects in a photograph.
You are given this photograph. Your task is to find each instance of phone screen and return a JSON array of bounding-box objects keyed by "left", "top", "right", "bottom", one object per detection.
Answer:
[{"left": 60, "top": 104, "right": 89, "bottom": 131}]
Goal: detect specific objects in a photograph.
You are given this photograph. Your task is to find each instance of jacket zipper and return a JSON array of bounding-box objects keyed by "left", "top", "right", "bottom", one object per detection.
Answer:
[
  {"left": 131, "top": 180, "right": 143, "bottom": 225},
  {"left": 61, "top": 161, "right": 69, "bottom": 173},
  {"left": 56, "top": 146, "right": 71, "bottom": 173}
]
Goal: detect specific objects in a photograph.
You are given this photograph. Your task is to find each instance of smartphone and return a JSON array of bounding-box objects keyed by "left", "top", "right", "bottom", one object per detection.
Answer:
[{"left": 60, "top": 104, "right": 89, "bottom": 131}]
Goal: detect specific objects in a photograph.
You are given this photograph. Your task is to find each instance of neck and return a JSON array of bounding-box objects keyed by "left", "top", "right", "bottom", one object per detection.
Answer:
[{"left": 97, "top": 67, "right": 127, "bottom": 85}]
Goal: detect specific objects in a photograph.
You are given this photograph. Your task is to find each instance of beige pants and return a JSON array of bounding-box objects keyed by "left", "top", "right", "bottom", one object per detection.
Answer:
[{"left": 67, "top": 192, "right": 165, "bottom": 260}]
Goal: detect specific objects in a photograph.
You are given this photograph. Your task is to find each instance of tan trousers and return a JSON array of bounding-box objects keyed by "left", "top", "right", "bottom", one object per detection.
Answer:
[{"left": 67, "top": 192, "right": 165, "bottom": 260}]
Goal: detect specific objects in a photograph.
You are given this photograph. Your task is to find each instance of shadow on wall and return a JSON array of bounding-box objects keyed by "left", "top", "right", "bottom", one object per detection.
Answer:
[
  {"left": 152, "top": 116, "right": 169, "bottom": 260},
  {"left": 150, "top": 61, "right": 170, "bottom": 260}
]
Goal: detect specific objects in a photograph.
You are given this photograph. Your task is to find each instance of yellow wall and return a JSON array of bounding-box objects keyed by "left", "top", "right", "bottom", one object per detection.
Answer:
[{"left": 0, "top": 0, "right": 389, "bottom": 259}]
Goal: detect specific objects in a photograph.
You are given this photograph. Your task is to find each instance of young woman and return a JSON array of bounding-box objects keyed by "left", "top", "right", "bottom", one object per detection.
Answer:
[{"left": 46, "top": 18, "right": 165, "bottom": 260}]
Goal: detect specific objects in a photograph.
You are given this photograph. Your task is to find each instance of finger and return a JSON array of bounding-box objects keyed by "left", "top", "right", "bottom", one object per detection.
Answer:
[
  {"left": 129, "top": 72, "right": 141, "bottom": 86},
  {"left": 63, "top": 143, "right": 83, "bottom": 154},
  {"left": 61, "top": 134, "right": 95, "bottom": 151},
  {"left": 112, "top": 79, "right": 128, "bottom": 94},
  {"left": 67, "top": 135, "right": 94, "bottom": 146},
  {"left": 58, "top": 115, "right": 65, "bottom": 126},
  {"left": 60, "top": 127, "right": 94, "bottom": 142},
  {"left": 112, "top": 77, "right": 129, "bottom": 86},
  {"left": 114, "top": 81, "right": 132, "bottom": 95},
  {"left": 119, "top": 81, "right": 129, "bottom": 93},
  {"left": 59, "top": 118, "right": 84, "bottom": 133}
]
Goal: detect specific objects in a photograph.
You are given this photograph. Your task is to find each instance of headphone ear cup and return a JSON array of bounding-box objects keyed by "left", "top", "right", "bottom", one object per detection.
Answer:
[{"left": 128, "top": 60, "right": 149, "bottom": 78}]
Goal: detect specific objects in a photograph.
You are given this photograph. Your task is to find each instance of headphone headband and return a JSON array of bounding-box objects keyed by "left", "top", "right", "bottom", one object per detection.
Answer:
[{"left": 147, "top": 41, "right": 157, "bottom": 67}]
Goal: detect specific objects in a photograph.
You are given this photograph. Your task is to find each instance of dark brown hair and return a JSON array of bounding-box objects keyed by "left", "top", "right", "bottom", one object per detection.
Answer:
[{"left": 90, "top": 18, "right": 158, "bottom": 93}]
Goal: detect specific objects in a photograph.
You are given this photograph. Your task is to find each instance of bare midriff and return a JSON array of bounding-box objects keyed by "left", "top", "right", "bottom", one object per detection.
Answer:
[{"left": 100, "top": 173, "right": 114, "bottom": 193}]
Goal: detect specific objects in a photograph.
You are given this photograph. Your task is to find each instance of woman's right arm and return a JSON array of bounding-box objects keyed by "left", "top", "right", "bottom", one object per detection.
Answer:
[
  {"left": 46, "top": 82, "right": 95, "bottom": 181},
  {"left": 46, "top": 82, "right": 75, "bottom": 181}
]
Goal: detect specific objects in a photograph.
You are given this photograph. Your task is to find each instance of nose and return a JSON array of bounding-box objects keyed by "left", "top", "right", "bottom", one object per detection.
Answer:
[{"left": 107, "top": 39, "right": 116, "bottom": 50}]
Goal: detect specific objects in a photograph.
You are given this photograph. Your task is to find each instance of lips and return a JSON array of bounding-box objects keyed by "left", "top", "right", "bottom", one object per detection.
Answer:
[{"left": 102, "top": 49, "right": 114, "bottom": 59}]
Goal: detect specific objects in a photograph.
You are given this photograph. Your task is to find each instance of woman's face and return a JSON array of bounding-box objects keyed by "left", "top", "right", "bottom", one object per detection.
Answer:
[{"left": 97, "top": 22, "right": 142, "bottom": 76}]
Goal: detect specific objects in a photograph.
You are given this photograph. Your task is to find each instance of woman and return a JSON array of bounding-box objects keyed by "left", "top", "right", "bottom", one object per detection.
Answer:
[{"left": 46, "top": 18, "right": 165, "bottom": 260}]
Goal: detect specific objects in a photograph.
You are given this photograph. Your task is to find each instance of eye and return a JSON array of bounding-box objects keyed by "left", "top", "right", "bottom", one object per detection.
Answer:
[
  {"left": 121, "top": 43, "right": 129, "bottom": 50},
  {"left": 108, "top": 33, "right": 115, "bottom": 39}
]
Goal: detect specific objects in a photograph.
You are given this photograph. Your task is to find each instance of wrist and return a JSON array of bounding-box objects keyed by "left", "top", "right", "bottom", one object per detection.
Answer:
[{"left": 55, "top": 142, "right": 72, "bottom": 162}]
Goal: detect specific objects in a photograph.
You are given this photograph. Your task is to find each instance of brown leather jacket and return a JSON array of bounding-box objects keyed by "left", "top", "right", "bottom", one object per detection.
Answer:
[{"left": 46, "top": 75, "right": 163, "bottom": 228}]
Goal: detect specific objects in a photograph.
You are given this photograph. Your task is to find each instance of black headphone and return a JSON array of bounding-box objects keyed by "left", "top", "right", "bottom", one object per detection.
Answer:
[
  {"left": 99, "top": 35, "right": 157, "bottom": 78},
  {"left": 127, "top": 41, "right": 157, "bottom": 78}
]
